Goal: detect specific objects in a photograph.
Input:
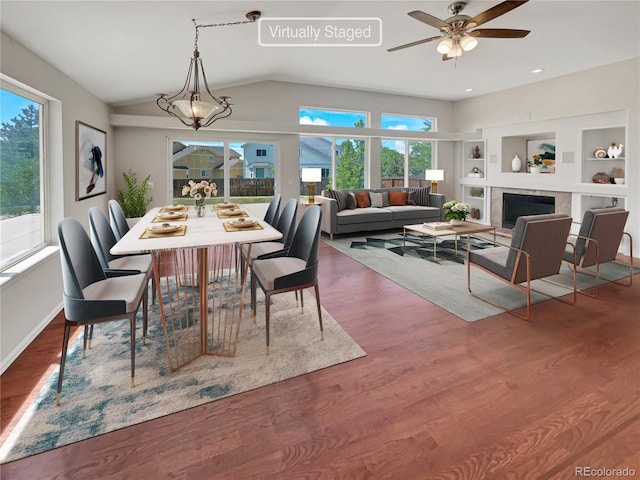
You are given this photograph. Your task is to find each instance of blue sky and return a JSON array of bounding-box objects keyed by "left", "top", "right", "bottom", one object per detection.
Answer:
[
  {"left": 1, "top": 89, "right": 35, "bottom": 124},
  {"left": 299, "top": 108, "right": 431, "bottom": 132}
]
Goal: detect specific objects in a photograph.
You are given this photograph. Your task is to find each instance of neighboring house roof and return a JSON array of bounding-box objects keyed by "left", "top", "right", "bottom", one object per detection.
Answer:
[
  {"left": 172, "top": 144, "right": 241, "bottom": 163},
  {"left": 300, "top": 136, "right": 342, "bottom": 157}
]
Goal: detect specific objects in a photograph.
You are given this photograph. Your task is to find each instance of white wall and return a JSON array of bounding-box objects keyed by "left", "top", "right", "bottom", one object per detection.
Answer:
[
  {"left": 453, "top": 58, "right": 639, "bottom": 254},
  {"left": 0, "top": 32, "right": 112, "bottom": 371}
]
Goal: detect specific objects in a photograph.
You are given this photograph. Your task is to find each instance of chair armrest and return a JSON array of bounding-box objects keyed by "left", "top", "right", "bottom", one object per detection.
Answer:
[
  {"left": 428, "top": 193, "right": 446, "bottom": 220},
  {"left": 315, "top": 196, "right": 337, "bottom": 234},
  {"left": 256, "top": 248, "right": 289, "bottom": 260},
  {"left": 105, "top": 269, "right": 140, "bottom": 277}
]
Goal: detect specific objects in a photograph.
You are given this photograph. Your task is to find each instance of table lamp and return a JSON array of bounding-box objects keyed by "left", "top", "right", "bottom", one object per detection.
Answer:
[
  {"left": 424, "top": 169, "right": 444, "bottom": 194},
  {"left": 301, "top": 168, "right": 322, "bottom": 203}
]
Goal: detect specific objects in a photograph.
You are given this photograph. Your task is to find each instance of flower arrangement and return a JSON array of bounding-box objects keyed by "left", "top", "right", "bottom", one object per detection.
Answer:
[
  {"left": 182, "top": 179, "right": 217, "bottom": 203},
  {"left": 527, "top": 154, "right": 544, "bottom": 167},
  {"left": 443, "top": 200, "right": 470, "bottom": 221}
]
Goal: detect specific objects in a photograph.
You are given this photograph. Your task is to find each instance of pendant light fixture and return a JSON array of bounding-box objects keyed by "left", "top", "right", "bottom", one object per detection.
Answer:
[{"left": 157, "top": 11, "right": 261, "bottom": 130}]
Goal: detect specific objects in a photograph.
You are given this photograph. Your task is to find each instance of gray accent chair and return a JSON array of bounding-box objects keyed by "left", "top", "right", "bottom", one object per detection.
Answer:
[
  {"left": 467, "top": 213, "right": 576, "bottom": 320},
  {"left": 241, "top": 198, "right": 298, "bottom": 280},
  {"left": 250, "top": 205, "right": 323, "bottom": 354},
  {"left": 563, "top": 207, "right": 633, "bottom": 297},
  {"left": 57, "top": 217, "right": 148, "bottom": 405},
  {"left": 108, "top": 199, "right": 130, "bottom": 241},
  {"left": 89, "top": 207, "right": 156, "bottom": 305},
  {"left": 264, "top": 194, "right": 281, "bottom": 226}
]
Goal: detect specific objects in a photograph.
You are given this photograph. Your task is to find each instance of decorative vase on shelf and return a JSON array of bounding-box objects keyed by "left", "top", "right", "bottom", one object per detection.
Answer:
[
  {"left": 511, "top": 154, "right": 522, "bottom": 172},
  {"left": 449, "top": 219, "right": 465, "bottom": 226}
]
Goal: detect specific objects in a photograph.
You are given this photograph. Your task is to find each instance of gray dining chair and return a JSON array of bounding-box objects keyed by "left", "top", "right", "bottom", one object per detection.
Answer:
[
  {"left": 264, "top": 194, "right": 281, "bottom": 226},
  {"left": 251, "top": 205, "right": 323, "bottom": 354},
  {"left": 467, "top": 213, "right": 576, "bottom": 320},
  {"left": 57, "top": 217, "right": 148, "bottom": 405},
  {"left": 563, "top": 207, "right": 633, "bottom": 297},
  {"left": 241, "top": 198, "right": 298, "bottom": 280},
  {"left": 108, "top": 199, "right": 131, "bottom": 241},
  {"left": 88, "top": 207, "right": 156, "bottom": 306}
]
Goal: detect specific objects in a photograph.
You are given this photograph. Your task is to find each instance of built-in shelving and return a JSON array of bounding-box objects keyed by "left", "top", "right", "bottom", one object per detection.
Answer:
[{"left": 581, "top": 126, "right": 626, "bottom": 184}]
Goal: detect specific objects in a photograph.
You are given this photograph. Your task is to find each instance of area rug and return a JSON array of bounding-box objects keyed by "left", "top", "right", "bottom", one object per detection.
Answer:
[
  {"left": 1, "top": 292, "right": 365, "bottom": 463},
  {"left": 325, "top": 230, "right": 636, "bottom": 322}
]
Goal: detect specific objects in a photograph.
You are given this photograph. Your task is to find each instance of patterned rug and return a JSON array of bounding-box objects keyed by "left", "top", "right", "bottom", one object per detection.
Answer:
[{"left": 1, "top": 287, "right": 365, "bottom": 463}]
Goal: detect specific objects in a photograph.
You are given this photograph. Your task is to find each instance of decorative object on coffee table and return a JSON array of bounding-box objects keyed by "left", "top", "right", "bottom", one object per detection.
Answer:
[
  {"left": 182, "top": 179, "right": 217, "bottom": 217},
  {"left": 443, "top": 200, "right": 470, "bottom": 226}
]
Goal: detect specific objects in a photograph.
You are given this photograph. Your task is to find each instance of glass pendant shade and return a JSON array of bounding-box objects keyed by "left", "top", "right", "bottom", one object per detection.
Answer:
[
  {"left": 460, "top": 35, "right": 478, "bottom": 51},
  {"left": 173, "top": 99, "right": 220, "bottom": 120},
  {"left": 437, "top": 38, "right": 453, "bottom": 54}
]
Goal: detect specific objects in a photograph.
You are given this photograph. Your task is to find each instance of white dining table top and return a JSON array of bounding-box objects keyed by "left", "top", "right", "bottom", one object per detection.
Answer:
[{"left": 111, "top": 205, "right": 283, "bottom": 255}]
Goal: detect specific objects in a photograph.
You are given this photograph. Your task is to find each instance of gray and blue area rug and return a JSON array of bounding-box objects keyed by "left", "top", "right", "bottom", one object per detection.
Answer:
[
  {"left": 325, "top": 230, "right": 636, "bottom": 323},
  {"left": 1, "top": 291, "right": 365, "bottom": 463}
]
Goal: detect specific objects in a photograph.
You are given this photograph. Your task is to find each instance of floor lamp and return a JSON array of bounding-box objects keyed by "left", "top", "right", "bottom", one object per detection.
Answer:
[
  {"left": 425, "top": 169, "right": 444, "bottom": 194},
  {"left": 301, "top": 168, "right": 322, "bottom": 204}
]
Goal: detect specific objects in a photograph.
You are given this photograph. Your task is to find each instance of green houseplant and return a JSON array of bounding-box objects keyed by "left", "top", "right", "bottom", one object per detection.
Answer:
[{"left": 117, "top": 169, "right": 153, "bottom": 218}]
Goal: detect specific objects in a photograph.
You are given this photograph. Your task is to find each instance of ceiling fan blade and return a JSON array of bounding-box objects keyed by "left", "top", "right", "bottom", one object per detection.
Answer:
[
  {"left": 408, "top": 10, "right": 450, "bottom": 31},
  {"left": 470, "top": 28, "right": 530, "bottom": 38},
  {"left": 387, "top": 35, "right": 442, "bottom": 52},
  {"left": 466, "top": 0, "right": 529, "bottom": 28}
]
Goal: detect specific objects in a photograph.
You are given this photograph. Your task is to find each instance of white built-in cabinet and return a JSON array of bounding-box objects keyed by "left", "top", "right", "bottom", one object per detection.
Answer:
[{"left": 459, "top": 140, "right": 488, "bottom": 223}]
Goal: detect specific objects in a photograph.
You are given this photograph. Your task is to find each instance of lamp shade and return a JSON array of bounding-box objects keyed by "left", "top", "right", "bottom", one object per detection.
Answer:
[
  {"left": 460, "top": 35, "right": 478, "bottom": 52},
  {"left": 301, "top": 167, "right": 322, "bottom": 182},
  {"left": 424, "top": 169, "right": 444, "bottom": 181},
  {"left": 437, "top": 38, "right": 453, "bottom": 54},
  {"left": 173, "top": 99, "right": 220, "bottom": 120}
]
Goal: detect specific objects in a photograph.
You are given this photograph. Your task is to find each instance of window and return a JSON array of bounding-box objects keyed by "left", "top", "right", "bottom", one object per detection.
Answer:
[
  {"left": 381, "top": 114, "right": 434, "bottom": 132},
  {"left": 200, "top": 169, "right": 211, "bottom": 177},
  {"left": 299, "top": 107, "right": 368, "bottom": 128},
  {"left": 256, "top": 149, "right": 267, "bottom": 157},
  {"left": 0, "top": 86, "right": 46, "bottom": 271},
  {"left": 380, "top": 139, "right": 433, "bottom": 188}
]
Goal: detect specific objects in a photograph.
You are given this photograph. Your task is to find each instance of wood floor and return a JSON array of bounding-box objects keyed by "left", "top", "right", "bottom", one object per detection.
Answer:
[{"left": 2, "top": 242, "right": 639, "bottom": 479}]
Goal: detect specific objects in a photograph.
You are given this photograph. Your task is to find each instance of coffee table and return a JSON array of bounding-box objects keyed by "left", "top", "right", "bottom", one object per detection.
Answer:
[{"left": 403, "top": 221, "right": 497, "bottom": 261}]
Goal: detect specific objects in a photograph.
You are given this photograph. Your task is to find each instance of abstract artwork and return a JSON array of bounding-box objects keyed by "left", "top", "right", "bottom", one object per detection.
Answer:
[{"left": 76, "top": 121, "right": 106, "bottom": 200}]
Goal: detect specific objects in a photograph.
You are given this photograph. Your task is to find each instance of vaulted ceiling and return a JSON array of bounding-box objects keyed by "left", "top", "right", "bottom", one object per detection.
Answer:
[{"left": 1, "top": 1, "right": 638, "bottom": 106}]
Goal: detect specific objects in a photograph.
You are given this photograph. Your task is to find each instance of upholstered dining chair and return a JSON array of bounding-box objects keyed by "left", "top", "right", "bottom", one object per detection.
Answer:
[
  {"left": 88, "top": 207, "right": 156, "bottom": 305},
  {"left": 563, "top": 207, "right": 633, "bottom": 297},
  {"left": 241, "top": 198, "right": 298, "bottom": 280},
  {"left": 263, "top": 194, "right": 281, "bottom": 226},
  {"left": 467, "top": 213, "right": 575, "bottom": 321},
  {"left": 57, "top": 217, "right": 148, "bottom": 405},
  {"left": 108, "top": 199, "right": 131, "bottom": 241},
  {"left": 250, "top": 205, "right": 323, "bottom": 354}
]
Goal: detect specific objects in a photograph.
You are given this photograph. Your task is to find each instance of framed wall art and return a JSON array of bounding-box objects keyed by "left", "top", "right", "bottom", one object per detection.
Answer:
[
  {"left": 526, "top": 138, "right": 556, "bottom": 173},
  {"left": 76, "top": 121, "right": 107, "bottom": 200}
]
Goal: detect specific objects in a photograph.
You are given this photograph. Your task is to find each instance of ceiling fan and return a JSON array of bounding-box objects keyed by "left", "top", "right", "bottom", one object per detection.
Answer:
[{"left": 388, "top": 0, "right": 530, "bottom": 60}]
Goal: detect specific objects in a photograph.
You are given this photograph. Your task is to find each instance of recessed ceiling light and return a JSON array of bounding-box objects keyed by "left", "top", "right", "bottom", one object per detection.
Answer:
[
  {"left": 531, "top": 68, "right": 544, "bottom": 74},
  {"left": 465, "top": 88, "right": 474, "bottom": 92}
]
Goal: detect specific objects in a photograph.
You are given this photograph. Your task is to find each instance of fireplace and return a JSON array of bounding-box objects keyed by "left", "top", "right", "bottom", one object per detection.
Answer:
[{"left": 502, "top": 193, "right": 555, "bottom": 229}]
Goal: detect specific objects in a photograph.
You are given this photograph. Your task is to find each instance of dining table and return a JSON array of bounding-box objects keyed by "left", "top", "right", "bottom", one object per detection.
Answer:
[{"left": 111, "top": 203, "right": 282, "bottom": 370}]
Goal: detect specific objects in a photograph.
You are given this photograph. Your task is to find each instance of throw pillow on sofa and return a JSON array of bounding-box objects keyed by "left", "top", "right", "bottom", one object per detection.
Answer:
[
  {"left": 389, "top": 190, "right": 408, "bottom": 206},
  {"left": 346, "top": 191, "right": 358, "bottom": 209},
  {"left": 369, "top": 192, "right": 383, "bottom": 208},
  {"left": 408, "top": 186, "right": 430, "bottom": 206},
  {"left": 326, "top": 189, "right": 349, "bottom": 211},
  {"left": 355, "top": 191, "right": 371, "bottom": 208},
  {"left": 380, "top": 191, "right": 390, "bottom": 207}
]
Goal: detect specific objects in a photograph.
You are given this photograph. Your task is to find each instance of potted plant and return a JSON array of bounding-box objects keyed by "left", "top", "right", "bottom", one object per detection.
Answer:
[
  {"left": 117, "top": 169, "right": 153, "bottom": 219},
  {"left": 443, "top": 200, "right": 471, "bottom": 226},
  {"left": 528, "top": 155, "right": 544, "bottom": 174}
]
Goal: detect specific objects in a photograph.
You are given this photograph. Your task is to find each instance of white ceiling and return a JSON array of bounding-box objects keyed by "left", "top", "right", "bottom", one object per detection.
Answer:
[{"left": 1, "top": 1, "right": 639, "bottom": 106}]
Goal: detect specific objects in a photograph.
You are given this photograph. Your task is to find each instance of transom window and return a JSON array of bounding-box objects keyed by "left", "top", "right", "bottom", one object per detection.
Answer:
[{"left": 299, "top": 107, "right": 368, "bottom": 128}]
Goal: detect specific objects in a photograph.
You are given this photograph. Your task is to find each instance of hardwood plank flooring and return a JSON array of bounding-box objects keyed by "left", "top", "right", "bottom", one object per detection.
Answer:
[{"left": 1, "top": 243, "right": 638, "bottom": 479}]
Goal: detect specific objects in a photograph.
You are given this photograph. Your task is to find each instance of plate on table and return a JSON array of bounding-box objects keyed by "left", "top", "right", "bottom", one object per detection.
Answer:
[
  {"left": 224, "top": 209, "right": 244, "bottom": 216},
  {"left": 217, "top": 202, "right": 237, "bottom": 209},
  {"left": 229, "top": 218, "right": 256, "bottom": 228},
  {"left": 148, "top": 223, "right": 180, "bottom": 234},
  {"left": 159, "top": 212, "right": 184, "bottom": 220},
  {"left": 163, "top": 205, "right": 184, "bottom": 211}
]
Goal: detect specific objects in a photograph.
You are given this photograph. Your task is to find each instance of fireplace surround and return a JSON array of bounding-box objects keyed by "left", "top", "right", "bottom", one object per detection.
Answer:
[
  {"left": 502, "top": 193, "right": 555, "bottom": 228},
  {"left": 491, "top": 188, "right": 571, "bottom": 229}
]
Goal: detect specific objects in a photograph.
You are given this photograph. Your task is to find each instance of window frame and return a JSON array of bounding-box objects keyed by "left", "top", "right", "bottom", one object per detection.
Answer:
[{"left": 0, "top": 81, "right": 48, "bottom": 272}]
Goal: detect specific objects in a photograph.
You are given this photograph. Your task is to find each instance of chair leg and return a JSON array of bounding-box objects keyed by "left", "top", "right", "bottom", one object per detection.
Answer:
[
  {"left": 142, "top": 286, "right": 149, "bottom": 344},
  {"left": 88, "top": 325, "right": 94, "bottom": 349},
  {"left": 300, "top": 288, "right": 304, "bottom": 314},
  {"left": 314, "top": 283, "right": 324, "bottom": 341},
  {"left": 251, "top": 270, "right": 257, "bottom": 323},
  {"left": 83, "top": 326, "right": 89, "bottom": 358},
  {"left": 56, "top": 323, "right": 72, "bottom": 406},
  {"left": 130, "top": 314, "right": 136, "bottom": 388},
  {"left": 265, "top": 292, "right": 271, "bottom": 355}
]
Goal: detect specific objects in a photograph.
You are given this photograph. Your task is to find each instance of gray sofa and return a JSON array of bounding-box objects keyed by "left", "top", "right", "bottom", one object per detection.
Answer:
[{"left": 316, "top": 187, "right": 445, "bottom": 239}]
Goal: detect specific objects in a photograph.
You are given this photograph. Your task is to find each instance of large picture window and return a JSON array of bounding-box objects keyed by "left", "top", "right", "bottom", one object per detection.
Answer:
[{"left": 0, "top": 86, "right": 46, "bottom": 271}]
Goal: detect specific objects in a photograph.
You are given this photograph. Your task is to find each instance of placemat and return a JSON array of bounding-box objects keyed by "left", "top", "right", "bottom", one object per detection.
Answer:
[
  {"left": 160, "top": 206, "right": 188, "bottom": 213},
  {"left": 152, "top": 214, "right": 188, "bottom": 222},
  {"left": 223, "top": 222, "right": 264, "bottom": 232},
  {"left": 139, "top": 225, "right": 188, "bottom": 238},
  {"left": 217, "top": 211, "right": 248, "bottom": 219}
]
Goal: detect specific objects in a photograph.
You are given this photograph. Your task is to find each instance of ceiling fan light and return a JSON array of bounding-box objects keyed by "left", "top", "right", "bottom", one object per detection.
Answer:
[
  {"left": 437, "top": 38, "right": 453, "bottom": 54},
  {"left": 460, "top": 35, "right": 478, "bottom": 51},
  {"left": 447, "top": 43, "right": 462, "bottom": 58}
]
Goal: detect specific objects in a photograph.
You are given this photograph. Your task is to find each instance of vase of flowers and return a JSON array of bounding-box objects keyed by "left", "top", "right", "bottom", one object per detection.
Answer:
[
  {"left": 182, "top": 180, "right": 217, "bottom": 217},
  {"left": 528, "top": 155, "right": 544, "bottom": 174},
  {"left": 443, "top": 200, "right": 471, "bottom": 226}
]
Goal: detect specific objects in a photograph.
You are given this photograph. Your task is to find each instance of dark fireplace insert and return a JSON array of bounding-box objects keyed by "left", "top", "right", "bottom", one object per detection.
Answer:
[{"left": 502, "top": 193, "right": 555, "bottom": 229}]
